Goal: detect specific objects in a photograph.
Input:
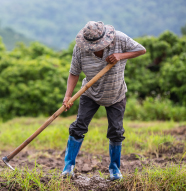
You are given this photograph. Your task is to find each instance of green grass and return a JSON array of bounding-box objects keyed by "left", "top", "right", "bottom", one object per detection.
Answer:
[
  {"left": 1, "top": 166, "right": 77, "bottom": 190},
  {"left": 0, "top": 117, "right": 186, "bottom": 190},
  {"left": 1, "top": 162, "right": 186, "bottom": 191},
  {"left": 0, "top": 117, "right": 185, "bottom": 155},
  {"left": 118, "top": 163, "right": 186, "bottom": 191}
]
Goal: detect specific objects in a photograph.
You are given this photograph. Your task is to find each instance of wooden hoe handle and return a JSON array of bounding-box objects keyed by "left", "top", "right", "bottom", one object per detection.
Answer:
[{"left": 5, "top": 62, "right": 116, "bottom": 162}]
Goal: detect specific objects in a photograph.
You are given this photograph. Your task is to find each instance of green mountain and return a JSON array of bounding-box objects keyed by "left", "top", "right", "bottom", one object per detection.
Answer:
[
  {"left": 0, "top": 27, "right": 33, "bottom": 50},
  {"left": 0, "top": 0, "right": 186, "bottom": 49}
]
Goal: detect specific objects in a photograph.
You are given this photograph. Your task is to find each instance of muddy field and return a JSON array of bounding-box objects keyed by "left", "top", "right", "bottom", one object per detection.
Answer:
[{"left": 0, "top": 126, "right": 186, "bottom": 191}]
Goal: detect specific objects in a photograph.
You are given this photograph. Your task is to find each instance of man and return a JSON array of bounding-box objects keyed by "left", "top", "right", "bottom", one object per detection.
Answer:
[{"left": 62, "top": 21, "right": 146, "bottom": 180}]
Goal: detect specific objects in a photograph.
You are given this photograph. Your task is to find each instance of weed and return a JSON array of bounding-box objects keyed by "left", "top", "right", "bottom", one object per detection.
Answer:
[
  {"left": 0, "top": 167, "right": 77, "bottom": 191},
  {"left": 0, "top": 117, "right": 185, "bottom": 156},
  {"left": 113, "top": 163, "right": 186, "bottom": 191},
  {"left": 0, "top": 117, "right": 186, "bottom": 190}
]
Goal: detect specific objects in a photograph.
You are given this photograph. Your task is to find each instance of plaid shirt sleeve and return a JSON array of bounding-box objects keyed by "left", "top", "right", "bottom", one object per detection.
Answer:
[
  {"left": 69, "top": 45, "right": 82, "bottom": 76},
  {"left": 119, "top": 32, "right": 146, "bottom": 52}
]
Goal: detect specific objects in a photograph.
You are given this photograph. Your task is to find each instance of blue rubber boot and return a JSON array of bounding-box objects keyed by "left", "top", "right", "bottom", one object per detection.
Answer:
[
  {"left": 62, "top": 136, "right": 83, "bottom": 177},
  {"left": 109, "top": 141, "right": 123, "bottom": 181}
]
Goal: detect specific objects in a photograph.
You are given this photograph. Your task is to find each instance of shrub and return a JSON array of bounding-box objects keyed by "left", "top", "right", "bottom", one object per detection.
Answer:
[
  {"left": 125, "top": 97, "right": 186, "bottom": 121},
  {"left": 0, "top": 31, "right": 185, "bottom": 121}
]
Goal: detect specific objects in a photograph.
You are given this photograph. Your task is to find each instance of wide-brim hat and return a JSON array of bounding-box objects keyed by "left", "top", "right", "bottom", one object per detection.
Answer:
[{"left": 76, "top": 21, "right": 115, "bottom": 52}]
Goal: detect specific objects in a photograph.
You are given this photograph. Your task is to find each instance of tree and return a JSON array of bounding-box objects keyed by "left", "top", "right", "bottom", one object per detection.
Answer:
[
  {"left": 181, "top": 24, "right": 186, "bottom": 35},
  {"left": 0, "top": 36, "right": 6, "bottom": 52}
]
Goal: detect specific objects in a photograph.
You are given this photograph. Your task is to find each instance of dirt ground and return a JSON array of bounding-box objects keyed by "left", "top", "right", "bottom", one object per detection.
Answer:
[{"left": 0, "top": 126, "right": 186, "bottom": 191}]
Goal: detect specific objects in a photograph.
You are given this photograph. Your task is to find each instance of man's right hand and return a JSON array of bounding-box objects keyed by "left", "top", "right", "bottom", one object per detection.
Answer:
[{"left": 63, "top": 96, "right": 73, "bottom": 111}]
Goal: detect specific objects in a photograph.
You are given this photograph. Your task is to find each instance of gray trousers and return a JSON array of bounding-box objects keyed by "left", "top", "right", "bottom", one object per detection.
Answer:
[{"left": 69, "top": 95, "right": 126, "bottom": 142}]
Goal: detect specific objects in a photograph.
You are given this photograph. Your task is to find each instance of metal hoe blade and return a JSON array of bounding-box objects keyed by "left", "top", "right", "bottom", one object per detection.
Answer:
[{"left": 2, "top": 156, "right": 15, "bottom": 171}]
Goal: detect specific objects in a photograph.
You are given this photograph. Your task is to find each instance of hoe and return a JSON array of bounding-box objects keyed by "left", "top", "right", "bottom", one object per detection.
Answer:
[{"left": 2, "top": 62, "right": 117, "bottom": 170}]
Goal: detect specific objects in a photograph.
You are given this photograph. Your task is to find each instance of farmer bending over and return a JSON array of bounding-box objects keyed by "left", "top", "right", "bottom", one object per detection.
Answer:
[{"left": 62, "top": 21, "right": 146, "bottom": 180}]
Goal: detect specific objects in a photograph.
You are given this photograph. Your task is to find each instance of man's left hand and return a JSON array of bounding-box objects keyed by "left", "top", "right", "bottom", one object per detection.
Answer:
[{"left": 105, "top": 53, "right": 121, "bottom": 65}]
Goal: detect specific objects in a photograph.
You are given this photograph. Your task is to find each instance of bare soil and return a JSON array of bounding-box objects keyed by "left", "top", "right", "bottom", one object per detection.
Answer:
[
  {"left": 164, "top": 125, "right": 186, "bottom": 141},
  {"left": 0, "top": 126, "right": 186, "bottom": 191}
]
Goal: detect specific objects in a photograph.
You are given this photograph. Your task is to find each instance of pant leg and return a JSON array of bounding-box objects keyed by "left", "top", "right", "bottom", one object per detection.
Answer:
[
  {"left": 105, "top": 97, "right": 127, "bottom": 142},
  {"left": 69, "top": 95, "right": 100, "bottom": 139}
]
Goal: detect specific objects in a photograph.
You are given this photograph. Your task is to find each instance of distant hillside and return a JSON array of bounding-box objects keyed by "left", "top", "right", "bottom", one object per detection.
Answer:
[
  {"left": 0, "top": 27, "right": 33, "bottom": 50},
  {"left": 0, "top": 0, "right": 186, "bottom": 49}
]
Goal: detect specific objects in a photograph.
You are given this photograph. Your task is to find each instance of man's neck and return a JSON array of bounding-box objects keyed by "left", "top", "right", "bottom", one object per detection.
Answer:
[{"left": 94, "top": 50, "right": 104, "bottom": 58}]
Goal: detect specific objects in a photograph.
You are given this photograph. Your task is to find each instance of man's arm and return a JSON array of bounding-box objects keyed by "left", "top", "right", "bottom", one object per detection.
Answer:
[
  {"left": 105, "top": 49, "right": 146, "bottom": 65},
  {"left": 63, "top": 73, "right": 79, "bottom": 111}
]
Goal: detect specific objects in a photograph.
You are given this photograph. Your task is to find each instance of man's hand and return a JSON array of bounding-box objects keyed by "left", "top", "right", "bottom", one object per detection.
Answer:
[
  {"left": 106, "top": 50, "right": 146, "bottom": 64},
  {"left": 105, "top": 53, "right": 122, "bottom": 65},
  {"left": 62, "top": 73, "right": 79, "bottom": 111},
  {"left": 63, "top": 96, "right": 73, "bottom": 111}
]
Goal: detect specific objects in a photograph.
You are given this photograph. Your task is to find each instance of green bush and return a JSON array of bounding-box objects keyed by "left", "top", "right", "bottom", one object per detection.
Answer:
[
  {"left": 125, "top": 52, "right": 158, "bottom": 98},
  {"left": 125, "top": 97, "right": 186, "bottom": 121},
  {"left": 0, "top": 43, "right": 81, "bottom": 121},
  {"left": 158, "top": 30, "right": 179, "bottom": 47},
  {"left": 0, "top": 31, "right": 185, "bottom": 121},
  {"left": 0, "top": 36, "right": 5, "bottom": 51},
  {"left": 159, "top": 53, "right": 186, "bottom": 105}
]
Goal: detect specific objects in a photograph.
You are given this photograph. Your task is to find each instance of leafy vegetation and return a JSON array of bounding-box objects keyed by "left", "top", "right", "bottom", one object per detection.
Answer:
[
  {"left": 0, "top": 30, "right": 186, "bottom": 121},
  {"left": 0, "top": 0, "right": 186, "bottom": 49},
  {"left": 181, "top": 24, "right": 186, "bottom": 35},
  {"left": 0, "top": 13, "right": 185, "bottom": 188}
]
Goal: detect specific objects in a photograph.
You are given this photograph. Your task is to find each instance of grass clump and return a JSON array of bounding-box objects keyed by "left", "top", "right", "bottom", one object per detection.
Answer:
[
  {"left": 1, "top": 163, "right": 186, "bottom": 191},
  {"left": 0, "top": 166, "right": 77, "bottom": 191},
  {"left": 115, "top": 163, "right": 186, "bottom": 191}
]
